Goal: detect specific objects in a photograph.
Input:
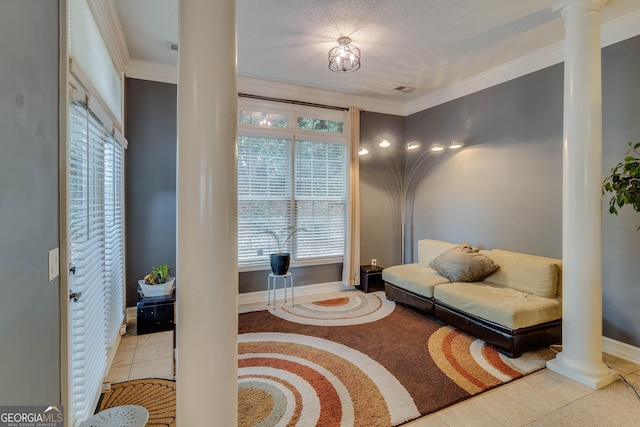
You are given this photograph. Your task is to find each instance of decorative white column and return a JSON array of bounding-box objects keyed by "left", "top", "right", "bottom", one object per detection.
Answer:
[
  {"left": 176, "top": 0, "right": 238, "bottom": 425},
  {"left": 547, "top": 0, "right": 616, "bottom": 389}
]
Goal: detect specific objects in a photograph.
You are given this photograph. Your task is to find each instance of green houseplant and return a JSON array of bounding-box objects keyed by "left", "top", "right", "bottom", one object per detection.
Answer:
[
  {"left": 138, "top": 264, "right": 175, "bottom": 297},
  {"left": 262, "top": 227, "right": 305, "bottom": 275},
  {"left": 603, "top": 142, "right": 640, "bottom": 230}
]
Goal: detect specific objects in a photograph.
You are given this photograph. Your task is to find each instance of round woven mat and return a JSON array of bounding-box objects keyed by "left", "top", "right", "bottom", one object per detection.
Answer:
[{"left": 97, "top": 378, "right": 176, "bottom": 427}]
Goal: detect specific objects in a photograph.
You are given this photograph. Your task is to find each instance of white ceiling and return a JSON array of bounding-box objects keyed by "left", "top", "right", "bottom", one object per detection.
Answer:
[{"left": 112, "top": 0, "right": 640, "bottom": 106}]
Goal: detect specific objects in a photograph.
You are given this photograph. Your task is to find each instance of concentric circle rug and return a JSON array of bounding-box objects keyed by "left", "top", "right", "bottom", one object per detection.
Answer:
[
  {"left": 238, "top": 291, "right": 554, "bottom": 426},
  {"left": 96, "top": 378, "right": 176, "bottom": 427}
]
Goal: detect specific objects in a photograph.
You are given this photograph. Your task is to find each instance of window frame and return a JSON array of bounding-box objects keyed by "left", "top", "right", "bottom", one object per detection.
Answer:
[{"left": 237, "top": 99, "right": 348, "bottom": 272}]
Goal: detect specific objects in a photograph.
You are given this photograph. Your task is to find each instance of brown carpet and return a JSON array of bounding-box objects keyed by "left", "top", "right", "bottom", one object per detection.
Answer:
[
  {"left": 97, "top": 378, "right": 176, "bottom": 427},
  {"left": 238, "top": 292, "right": 554, "bottom": 426}
]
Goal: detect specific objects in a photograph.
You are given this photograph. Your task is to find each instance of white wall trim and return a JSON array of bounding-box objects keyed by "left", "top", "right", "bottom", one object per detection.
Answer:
[
  {"left": 87, "top": 0, "right": 129, "bottom": 75},
  {"left": 603, "top": 336, "right": 640, "bottom": 365},
  {"left": 127, "top": 281, "right": 350, "bottom": 319},
  {"left": 404, "top": 9, "right": 640, "bottom": 116},
  {"left": 127, "top": 59, "right": 178, "bottom": 84},
  {"left": 238, "top": 76, "right": 406, "bottom": 116},
  {"left": 126, "top": 306, "right": 137, "bottom": 323},
  {"left": 238, "top": 281, "right": 348, "bottom": 306}
]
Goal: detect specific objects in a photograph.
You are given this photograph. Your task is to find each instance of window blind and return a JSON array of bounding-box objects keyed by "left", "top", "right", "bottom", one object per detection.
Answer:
[
  {"left": 68, "top": 100, "right": 125, "bottom": 423},
  {"left": 237, "top": 102, "right": 348, "bottom": 266},
  {"left": 237, "top": 136, "right": 292, "bottom": 262},
  {"left": 295, "top": 140, "right": 346, "bottom": 259}
]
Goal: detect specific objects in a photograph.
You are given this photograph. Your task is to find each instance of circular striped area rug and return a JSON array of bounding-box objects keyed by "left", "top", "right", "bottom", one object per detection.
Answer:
[
  {"left": 96, "top": 378, "right": 175, "bottom": 427},
  {"left": 270, "top": 291, "right": 395, "bottom": 326},
  {"left": 238, "top": 292, "right": 554, "bottom": 426}
]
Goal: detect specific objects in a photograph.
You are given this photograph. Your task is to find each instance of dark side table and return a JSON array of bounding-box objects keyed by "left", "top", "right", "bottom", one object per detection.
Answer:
[
  {"left": 358, "top": 265, "right": 384, "bottom": 293},
  {"left": 137, "top": 294, "right": 175, "bottom": 335}
]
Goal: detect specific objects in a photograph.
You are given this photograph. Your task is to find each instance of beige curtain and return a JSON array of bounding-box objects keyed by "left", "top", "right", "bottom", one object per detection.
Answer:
[{"left": 343, "top": 106, "right": 361, "bottom": 286}]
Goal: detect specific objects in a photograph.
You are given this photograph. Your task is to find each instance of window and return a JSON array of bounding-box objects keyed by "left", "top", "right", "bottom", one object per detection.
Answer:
[{"left": 237, "top": 101, "right": 348, "bottom": 267}]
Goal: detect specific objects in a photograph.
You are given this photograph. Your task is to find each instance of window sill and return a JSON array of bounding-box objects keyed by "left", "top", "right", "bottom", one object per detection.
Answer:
[{"left": 238, "top": 257, "right": 343, "bottom": 273}]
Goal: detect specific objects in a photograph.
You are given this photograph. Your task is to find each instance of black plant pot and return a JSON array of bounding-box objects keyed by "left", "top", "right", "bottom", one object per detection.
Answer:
[{"left": 270, "top": 253, "right": 291, "bottom": 275}]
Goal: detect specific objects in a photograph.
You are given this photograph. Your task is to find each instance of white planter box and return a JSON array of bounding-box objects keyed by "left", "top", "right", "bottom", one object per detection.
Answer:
[{"left": 138, "top": 277, "right": 175, "bottom": 297}]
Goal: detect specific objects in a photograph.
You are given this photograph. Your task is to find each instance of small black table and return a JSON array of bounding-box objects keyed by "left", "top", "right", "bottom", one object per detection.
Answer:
[
  {"left": 136, "top": 293, "right": 175, "bottom": 335},
  {"left": 358, "top": 265, "right": 384, "bottom": 293}
]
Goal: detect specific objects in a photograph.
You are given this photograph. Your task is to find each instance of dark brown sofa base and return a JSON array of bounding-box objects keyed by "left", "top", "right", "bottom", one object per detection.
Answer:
[
  {"left": 384, "top": 283, "right": 436, "bottom": 318},
  {"left": 384, "top": 281, "right": 562, "bottom": 358}
]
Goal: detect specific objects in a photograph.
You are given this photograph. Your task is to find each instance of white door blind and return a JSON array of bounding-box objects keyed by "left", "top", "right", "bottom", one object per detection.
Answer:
[
  {"left": 104, "top": 135, "right": 125, "bottom": 343},
  {"left": 68, "top": 101, "right": 125, "bottom": 424},
  {"left": 295, "top": 140, "right": 346, "bottom": 259},
  {"left": 238, "top": 136, "right": 292, "bottom": 262}
]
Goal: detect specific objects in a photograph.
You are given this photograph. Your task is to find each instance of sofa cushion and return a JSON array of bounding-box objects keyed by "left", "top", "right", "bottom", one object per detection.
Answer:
[
  {"left": 481, "top": 249, "right": 559, "bottom": 298},
  {"left": 491, "top": 249, "right": 563, "bottom": 297},
  {"left": 382, "top": 263, "right": 450, "bottom": 298},
  {"left": 434, "top": 282, "right": 562, "bottom": 329},
  {"left": 417, "top": 239, "right": 458, "bottom": 267},
  {"left": 429, "top": 244, "right": 499, "bottom": 282}
]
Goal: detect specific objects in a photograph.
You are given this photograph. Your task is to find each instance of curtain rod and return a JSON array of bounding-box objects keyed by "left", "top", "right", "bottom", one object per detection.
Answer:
[{"left": 238, "top": 93, "right": 348, "bottom": 111}]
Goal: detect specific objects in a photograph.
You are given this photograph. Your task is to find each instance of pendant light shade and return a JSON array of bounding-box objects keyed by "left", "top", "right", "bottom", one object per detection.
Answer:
[{"left": 328, "top": 37, "right": 361, "bottom": 73}]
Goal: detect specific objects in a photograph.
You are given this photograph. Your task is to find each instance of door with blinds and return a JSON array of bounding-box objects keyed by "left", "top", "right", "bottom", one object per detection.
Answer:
[{"left": 68, "top": 98, "right": 125, "bottom": 425}]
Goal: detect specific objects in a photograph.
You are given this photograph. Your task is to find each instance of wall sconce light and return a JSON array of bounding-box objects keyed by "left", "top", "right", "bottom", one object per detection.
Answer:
[
  {"left": 431, "top": 143, "right": 444, "bottom": 152},
  {"left": 379, "top": 140, "right": 391, "bottom": 148},
  {"left": 407, "top": 142, "right": 420, "bottom": 150},
  {"left": 449, "top": 141, "right": 464, "bottom": 149},
  {"left": 358, "top": 147, "right": 369, "bottom": 155}
]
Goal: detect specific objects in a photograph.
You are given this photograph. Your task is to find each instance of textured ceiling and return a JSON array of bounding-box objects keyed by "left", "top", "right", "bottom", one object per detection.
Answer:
[{"left": 114, "top": 0, "right": 640, "bottom": 102}]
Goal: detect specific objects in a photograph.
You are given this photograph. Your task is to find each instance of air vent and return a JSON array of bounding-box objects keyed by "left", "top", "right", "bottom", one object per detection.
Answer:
[
  {"left": 394, "top": 86, "right": 414, "bottom": 94},
  {"left": 168, "top": 42, "right": 179, "bottom": 51}
]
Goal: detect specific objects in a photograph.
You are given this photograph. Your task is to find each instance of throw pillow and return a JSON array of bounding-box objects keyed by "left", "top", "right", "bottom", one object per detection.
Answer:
[{"left": 429, "top": 243, "right": 499, "bottom": 282}]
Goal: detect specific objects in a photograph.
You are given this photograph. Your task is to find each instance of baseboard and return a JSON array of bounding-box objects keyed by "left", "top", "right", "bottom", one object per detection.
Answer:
[
  {"left": 603, "top": 336, "right": 640, "bottom": 364},
  {"left": 126, "top": 306, "right": 137, "bottom": 323},
  {"left": 238, "top": 281, "right": 348, "bottom": 305},
  {"left": 125, "top": 281, "right": 351, "bottom": 319}
]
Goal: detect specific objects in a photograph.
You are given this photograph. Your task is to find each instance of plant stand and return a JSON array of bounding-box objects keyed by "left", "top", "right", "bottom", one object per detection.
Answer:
[{"left": 267, "top": 272, "right": 294, "bottom": 309}]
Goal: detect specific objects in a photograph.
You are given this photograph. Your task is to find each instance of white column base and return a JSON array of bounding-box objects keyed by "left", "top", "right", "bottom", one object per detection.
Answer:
[{"left": 547, "top": 356, "right": 617, "bottom": 389}]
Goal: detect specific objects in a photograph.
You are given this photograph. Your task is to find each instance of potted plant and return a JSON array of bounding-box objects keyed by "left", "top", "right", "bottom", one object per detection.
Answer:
[
  {"left": 603, "top": 141, "right": 640, "bottom": 230},
  {"left": 262, "top": 227, "right": 305, "bottom": 275},
  {"left": 138, "top": 264, "right": 175, "bottom": 297}
]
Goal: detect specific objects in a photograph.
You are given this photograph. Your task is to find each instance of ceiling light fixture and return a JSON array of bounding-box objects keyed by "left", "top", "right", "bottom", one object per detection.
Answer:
[
  {"left": 328, "top": 37, "right": 361, "bottom": 73},
  {"left": 379, "top": 140, "right": 391, "bottom": 148},
  {"left": 407, "top": 142, "right": 420, "bottom": 150},
  {"left": 431, "top": 143, "right": 444, "bottom": 152},
  {"left": 358, "top": 147, "right": 369, "bottom": 155},
  {"left": 449, "top": 141, "right": 464, "bottom": 149}
]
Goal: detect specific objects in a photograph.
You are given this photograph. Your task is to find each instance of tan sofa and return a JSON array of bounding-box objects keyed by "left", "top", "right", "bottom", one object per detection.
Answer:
[{"left": 382, "top": 239, "right": 562, "bottom": 357}]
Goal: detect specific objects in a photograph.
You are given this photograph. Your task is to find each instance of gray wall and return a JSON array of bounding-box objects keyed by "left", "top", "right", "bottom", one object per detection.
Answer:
[
  {"left": 125, "top": 78, "right": 177, "bottom": 306},
  {"left": 406, "top": 64, "right": 564, "bottom": 258},
  {"left": 240, "top": 263, "right": 342, "bottom": 293},
  {"left": 601, "top": 36, "right": 640, "bottom": 346},
  {"left": 359, "top": 111, "right": 406, "bottom": 268},
  {"left": 0, "top": 0, "right": 60, "bottom": 404},
  {"left": 403, "top": 36, "right": 640, "bottom": 347}
]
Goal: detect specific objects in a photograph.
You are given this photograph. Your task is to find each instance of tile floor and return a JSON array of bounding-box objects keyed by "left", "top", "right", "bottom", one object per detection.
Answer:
[
  {"left": 107, "top": 290, "right": 640, "bottom": 426},
  {"left": 105, "top": 321, "right": 174, "bottom": 384}
]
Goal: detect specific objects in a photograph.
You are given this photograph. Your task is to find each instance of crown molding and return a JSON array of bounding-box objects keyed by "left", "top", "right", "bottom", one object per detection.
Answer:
[
  {"left": 601, "top": 8, "right": 640, "bottom": 48},
  {"left": 238, "top": 76, "right": 406, "bottom": 116},
  {"left": 126, "top": 60, "right": 178, "bottom": 84},
  {"left": 404, "top": 9, "right": 640, "bottom": 116},
  {"left": 87, "top": 0, "right": 129, "bottom": 75}
]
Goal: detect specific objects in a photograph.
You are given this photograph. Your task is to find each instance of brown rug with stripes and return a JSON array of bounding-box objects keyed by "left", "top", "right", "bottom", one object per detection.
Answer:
[
  {"left": 238, "top": 291, "right": 554, "bottom": 426},
  {"left": 97, "top": 378, "right": 176, "bottom": 427}
]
